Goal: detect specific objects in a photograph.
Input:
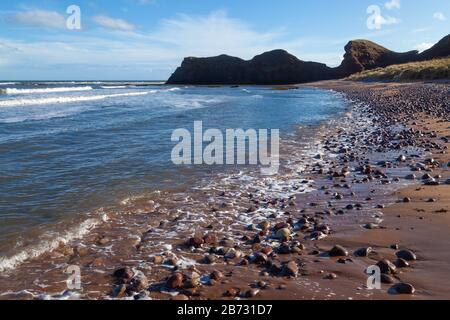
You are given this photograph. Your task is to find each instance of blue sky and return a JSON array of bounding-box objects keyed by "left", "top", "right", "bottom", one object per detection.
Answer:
[{"left": 0, "top": 0, "right": 448, "bottom": 80}]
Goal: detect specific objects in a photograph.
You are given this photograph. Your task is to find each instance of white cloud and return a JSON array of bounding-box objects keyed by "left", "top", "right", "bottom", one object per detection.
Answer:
[
  {"left": 433, "top": 12, "right": 446, "bottom": 21},
  {"left": 147, "top": 10, "right": 312, "bottom": 61},
  {"left": 385, "top": 0, "right": 401, "bottom": 10},
  {"left": 93, "top": 15, "right": 136, "bottom": 31},
  {"left": 8, "top": 9, "right": 66, "bottom": 29},
  {"left": 414, "top": 42, "right": 434, "bottom": 52},
  {"left": 0, "top": 11, "right": 344, "bottom": 79}
]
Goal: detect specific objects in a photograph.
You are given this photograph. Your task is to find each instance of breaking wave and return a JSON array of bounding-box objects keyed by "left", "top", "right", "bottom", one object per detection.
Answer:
[
  {"left": 1, "top": 86, "right": 94, "bottom": 95},
  {"left": 0, "top": 91, "right": 155, "bottom": 108}
]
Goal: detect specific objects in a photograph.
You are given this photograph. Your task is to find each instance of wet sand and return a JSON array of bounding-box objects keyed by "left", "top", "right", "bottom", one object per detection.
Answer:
[{"left": 0, "top": 80, "right": 449, "bottom": 300}]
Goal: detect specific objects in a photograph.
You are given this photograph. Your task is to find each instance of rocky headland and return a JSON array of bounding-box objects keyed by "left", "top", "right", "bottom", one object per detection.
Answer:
[{"left": 167, "top": 34, "right": 450, "bottom": 85}]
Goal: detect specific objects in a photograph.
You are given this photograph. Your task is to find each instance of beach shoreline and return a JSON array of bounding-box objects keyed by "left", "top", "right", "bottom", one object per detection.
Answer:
[{"left": 0, "top": 80, "right": 449, "bottom": 300}]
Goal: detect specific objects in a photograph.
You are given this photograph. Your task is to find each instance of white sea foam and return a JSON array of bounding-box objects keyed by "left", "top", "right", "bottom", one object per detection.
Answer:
[
  {"left": 1, "top": 86, "right": 93, "bottom": 95},
  {"left": 101, "top": 86, "right": 128, "bottom": 89},
  {"left": 0, "top": 214, "right": 108, "bottom": 272},
  {"left": 0, "top": 82, "right": 17, "bottom": 86},
  {"left": 0, "top": 91, "right": 154, "bottom": 108}
]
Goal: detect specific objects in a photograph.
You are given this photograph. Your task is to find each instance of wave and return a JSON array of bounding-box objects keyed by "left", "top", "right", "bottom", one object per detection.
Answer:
[
  {"left": 100, "top": 86, "right": 128, "bottom": 89},
  {"left": 0, "top": 82, "right": 18, "bottom": 86},
  {"left": 0, "top": 91, "right": 155, "bottom": 108},
  {"left": 1, "top": 86, "right": 93, "bottom": 95},
  {"left": 0, "top": 214, "right": 108, "bottom": 272}
]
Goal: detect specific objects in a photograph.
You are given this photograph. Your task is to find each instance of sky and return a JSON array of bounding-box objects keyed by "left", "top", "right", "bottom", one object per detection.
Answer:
[{"left": 0, "top": 0, "right": 448, "bottom": 80}]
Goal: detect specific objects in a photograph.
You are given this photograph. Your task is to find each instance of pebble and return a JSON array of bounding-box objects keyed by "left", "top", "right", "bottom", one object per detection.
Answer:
[
  {"left": 329, "top": 245, "right": 349, "bottom": 257},
  {"left": 380, "top": 274, "right": 395, "bottom": 284},
  {"left": 354, "top": 247, "right": 372, "bottom": 257},
  {"left": 276, "top": 228, "right": 291, "bottom": 240},
  {"left": 244, "top": 289, "right": 259, "bottom": 298},
  {"left": 393, "top": 283, "right": 415, "bottom": 295},
  {"left": 325, "top": 273, "right": 338, "bottom": 280},
  {"left": 172, "top": 294, "right": 190, "bottom": 301},
  {"left": 224, "top": 288, "right": 238, "bottom": 297},
  {"left": 204, "top": 254, "right": 217, "bottom": 264},
  {"left": 396, "top": 249, "right": 417, "bottom": 261},
  {"left": 376, "top": 259, "right": 397, "bottom": 274},
  {"left": 186, "top": 234, "right": 204, "bottom": 248},
  {"left": 204, "top": 233, "right": 218, "bottom": 245},
  {"left": 113, "top": 267, "right": 134, "bottom": 280},
  {"left": 184, "top": 271, "right": 201, "bottom": 288},
  {"left": 363, "top": 223, "right": 378, "bottom": 230},
  {"left": 167, "top": 273, "right": 183, "bottom": 289},
  {"left": 127, "top": 274, "right": 149, "bottom": 292},
  {"left": 253, "top": 252, "right": 268, "bottom": 264},
  {"left": 282, "top": 261, "right": 299, "bottom": 277},
  {"left": 151, "top": 256, "right": 163, "bottom": 264},
  {"left": 395, "top": 258, "right": 410, "bottom": 268}
]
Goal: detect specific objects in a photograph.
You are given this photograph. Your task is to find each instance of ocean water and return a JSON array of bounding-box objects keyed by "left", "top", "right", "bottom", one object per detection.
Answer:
[{"left": 0, "top": 81, "right": 348, "bottom": 265}]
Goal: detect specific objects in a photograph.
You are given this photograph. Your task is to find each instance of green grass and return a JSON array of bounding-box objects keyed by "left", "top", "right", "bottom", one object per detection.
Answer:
[{"left": 347, "top": 57, "right": 450, "bottom": 81}]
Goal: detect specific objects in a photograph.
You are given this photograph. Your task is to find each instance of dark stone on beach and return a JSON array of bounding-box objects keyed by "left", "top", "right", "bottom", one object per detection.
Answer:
[
  {"left": 276, "top": 228, "right": 291, "bottom": 241},
  {"left": 113, "top": 267, "right": 134, "bottom": 280},
  {"left": 282, "top": 261, "right": 299, "bottom": 277},
  {"left": 225, "top": 288, "right": 238, "bottom": 297},
  {"left": 278, "top": 243, "right": 292, "bottom": 254},
  {"left": 445, "top": 179, "right": 450, "bottom": 185},
  {"left": 184, "top": 271, "right": 201, "bottom": 288},
  {"left": 253, "top": 252, "right": 268, "bottom": 265},
  {"left": 395, "top": 258, "right": 410, "bottom": 268},
  {"left": 204, "top": 254, "right": 217, "bottom": 264},
  {"left": 396, "top": 249, "right": 417, "bottom": 261},
  {"left": 329, "top": 245, "right": 348, "bottom": 257},
  {"left": 244, "top": 289, "right": 260, "bottom": 298},
  {"left": 309, "top": 231, "right": 326, "bottom": 240},
  {"left": 187, "top": 234, "right": 204, "bottom": 248},
  {"left": 127, "top": 274, "right": 149, "bottom": 292},
  {"left": 390, "top": 244, "right": 400, "bottom": 250},
  {"left": 393, "top": 283, "right": 415, "bottom": 295},
  {"left": 422, "top": 173, "right": 433, "bottom": 180},
  {"left": 363, "top": 223, "right": 378, "bottom": 230},
  {"left": 376, "top": 259, "right": 397, "bottom": 274},
  {"left": 381, "top": 274, "right": 395, "bottom": 284},
  {"left": 167, "top": 273, "right": 183, "bottom": 289},
  {"left": 403, "top": 197, "right": 411, "bottom": 203},
  {"left": 405, "top": 174, "right": 416, "bottom": 180},
  {"left": 325, "top": 273, "right": 338, "bottom": 280},
  {"left": 354, "top": 247, "right": 372, "bottom": 257},
  {"left": 424, "top": 178, "right": 439, "bottom": 186}
]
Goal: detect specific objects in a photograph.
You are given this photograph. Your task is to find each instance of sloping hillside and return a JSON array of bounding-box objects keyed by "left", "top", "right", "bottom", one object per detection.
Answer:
[{"left": 347, "top": 57, "right": 450, "bottom": 81}]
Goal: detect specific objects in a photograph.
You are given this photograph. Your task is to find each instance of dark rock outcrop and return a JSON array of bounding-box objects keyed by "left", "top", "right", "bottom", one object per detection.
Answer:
[
  {"left": 166, "top": 33, "right": 450, "bottom": 85},
  {"left": 167, "top": 50, "right": 335, "bottom": 85}
]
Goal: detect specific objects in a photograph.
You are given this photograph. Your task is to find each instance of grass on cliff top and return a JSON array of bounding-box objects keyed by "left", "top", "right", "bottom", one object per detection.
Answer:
[{"left": 347, "top": 56, "right": 450, "bottom": 82}]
